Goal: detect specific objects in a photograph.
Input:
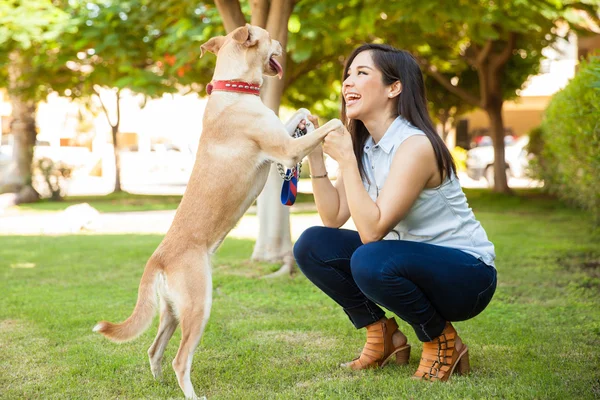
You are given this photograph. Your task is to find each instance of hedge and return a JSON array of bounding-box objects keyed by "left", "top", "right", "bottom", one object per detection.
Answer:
[{"left": 536, "top": 54, "right": 600, "bottom": 224}]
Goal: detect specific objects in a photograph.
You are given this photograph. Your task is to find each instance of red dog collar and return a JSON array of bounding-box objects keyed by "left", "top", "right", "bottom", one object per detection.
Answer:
[{"left": 206, "top": 80, "right": 261, "bottom": 96}]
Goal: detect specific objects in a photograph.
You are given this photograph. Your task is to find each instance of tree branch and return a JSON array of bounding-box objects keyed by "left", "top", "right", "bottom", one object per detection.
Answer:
[
  {"left": 266, "top": 0, "right": 294, "bottom": 41},
  {"left": 214, "top": 0, "right": 246, "bottom": 33},
  {"left": 93, "top": 85, "right": 116, "bottom": 128},
  {"left": 115, "top": 88, "right": 121, "bottom": 130},
  {"left": 476, "top": 39, "right": 493, "bottom": 66},
  {"left": 284, "top": 55, "right": 336, "bottom": 90},
  {"left": 415, "top": 56, "right": 481, "bottom": 108},
  {"left": 492, "top": 32, "right": 516, "bottom": 71},
  {"left": 250, "top": 0, "right": 269, "bottom": 28}
]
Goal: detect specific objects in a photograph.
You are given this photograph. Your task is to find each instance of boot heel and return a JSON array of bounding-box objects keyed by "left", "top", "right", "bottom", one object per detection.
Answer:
[
  {"left": 394, "top": 345, "right": 411, "bottom": 365},
  {"left": 456, "top": 349, "right": 470, "bottom": 375}
]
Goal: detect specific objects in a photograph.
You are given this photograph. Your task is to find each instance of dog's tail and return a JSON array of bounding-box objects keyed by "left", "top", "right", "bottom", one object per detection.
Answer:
[{"left": 93, "top": 256, "right": 161, "bottom": 342}]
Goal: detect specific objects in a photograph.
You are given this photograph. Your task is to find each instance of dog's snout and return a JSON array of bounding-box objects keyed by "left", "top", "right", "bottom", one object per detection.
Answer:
[{"left": 272, "top": 40, "right": 283, "bottom": 57}]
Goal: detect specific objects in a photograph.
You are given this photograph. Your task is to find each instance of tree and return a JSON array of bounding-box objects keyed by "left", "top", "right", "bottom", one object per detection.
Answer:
[
  {"left": 425, "top": 73, "right": 477, "bottom": 142},
  {"left": 208, "top": 0, "right": 306, "bottom": 276},
  {"left": 0, "top": 0, "right": 72, "bottom": 203},
  {"left": 373, "top": 0, "right": 599, "bottom": 193},
  {"left": 63, "top": 1, "right": 187, "bottom": 192}
]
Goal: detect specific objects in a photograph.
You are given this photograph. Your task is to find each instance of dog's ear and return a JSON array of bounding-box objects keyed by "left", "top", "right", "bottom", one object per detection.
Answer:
[
  {"left": 200, "top": 36, "right": 225, "bottom": 57},
  {"left": 231, "top": 24, "right": 258, "bottom": 47}
]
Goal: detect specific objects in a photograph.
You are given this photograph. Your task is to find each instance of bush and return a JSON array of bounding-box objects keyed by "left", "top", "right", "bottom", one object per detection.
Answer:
[
  {"left": 35, "top": 157, "right": 73, "bottom": 201},
  {"left": 537, "top": 55, "right": 600, "bottom": 223}
]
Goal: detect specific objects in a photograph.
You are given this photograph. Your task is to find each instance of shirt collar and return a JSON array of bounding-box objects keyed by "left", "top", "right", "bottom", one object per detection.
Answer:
[{"left": 363, "top": 115, "right": 410, "bottom": 154}]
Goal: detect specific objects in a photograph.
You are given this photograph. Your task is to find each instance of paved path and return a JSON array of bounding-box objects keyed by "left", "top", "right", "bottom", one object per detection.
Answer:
[
  {"left": 0, "top": 170, "right": 538, "bottom": 238},
  {"left": 0, "top": 203, "right": 355, "bottom": 240}
]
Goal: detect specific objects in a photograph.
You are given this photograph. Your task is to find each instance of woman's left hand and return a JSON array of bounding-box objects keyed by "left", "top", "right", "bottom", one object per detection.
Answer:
[{"left": 323, "top": 125, "right": 355, "bottom": 168}]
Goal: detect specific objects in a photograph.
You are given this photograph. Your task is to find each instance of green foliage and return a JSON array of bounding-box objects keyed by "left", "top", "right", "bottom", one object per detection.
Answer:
[
  {"left": 0, "top": 0, "right": 74, "bottom": 100},
  {"left": 538, "top": 55, "right": 600, "bottom": 223}
]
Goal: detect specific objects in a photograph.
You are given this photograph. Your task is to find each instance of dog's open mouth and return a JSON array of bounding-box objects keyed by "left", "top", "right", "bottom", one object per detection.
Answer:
[{"left": 269, "top": 56, "right": 283, "bottom": 79}]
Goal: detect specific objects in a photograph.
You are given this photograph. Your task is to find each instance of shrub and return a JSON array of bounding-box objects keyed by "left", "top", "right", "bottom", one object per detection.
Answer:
[
  {"left": 538, "top": 55, "right": 600, "bottom": 223},
  {"left": 35, "top": 157, "right": 73, "bottom": 201}
]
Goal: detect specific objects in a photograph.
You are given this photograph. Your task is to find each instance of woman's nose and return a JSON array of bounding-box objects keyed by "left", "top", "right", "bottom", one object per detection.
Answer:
[{"left": 343, "top": 76, "right": 354, "bottom": 89}]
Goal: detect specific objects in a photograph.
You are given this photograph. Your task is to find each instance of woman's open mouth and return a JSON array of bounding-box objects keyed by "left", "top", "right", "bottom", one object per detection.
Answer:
[{"left": 346, "top": 93, "right": 361, "bottom": 107}]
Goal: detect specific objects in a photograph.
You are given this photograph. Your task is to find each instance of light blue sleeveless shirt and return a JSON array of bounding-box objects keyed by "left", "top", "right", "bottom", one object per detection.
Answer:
[{"left": 361, "top": 116, "right": 496, "bottom": 267}]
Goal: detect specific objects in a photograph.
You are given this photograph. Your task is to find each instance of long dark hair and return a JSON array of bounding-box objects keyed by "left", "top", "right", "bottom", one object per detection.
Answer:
[{"left": 341, "top": 43, "right": 456, "bottom": 183}]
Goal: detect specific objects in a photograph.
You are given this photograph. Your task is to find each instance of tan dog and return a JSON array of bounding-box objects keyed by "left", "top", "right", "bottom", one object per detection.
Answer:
[{"left": 93, "top": 24, "right": 343, "bottom": 399}]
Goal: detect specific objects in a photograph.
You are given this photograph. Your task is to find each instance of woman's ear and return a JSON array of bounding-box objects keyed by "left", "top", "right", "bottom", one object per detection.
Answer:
[{"left": 388, "top": 81, "right": 402, "bottom": 98}]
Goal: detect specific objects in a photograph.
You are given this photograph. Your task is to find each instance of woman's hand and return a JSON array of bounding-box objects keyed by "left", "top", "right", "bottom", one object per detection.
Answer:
[{"left": 323, "top": 125, "right": 355, "bottom": 168}]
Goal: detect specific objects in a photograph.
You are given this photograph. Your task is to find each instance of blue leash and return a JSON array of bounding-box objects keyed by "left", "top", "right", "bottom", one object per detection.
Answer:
[{"left": 279, "top": 123, "right": 311, "bottom": 206}]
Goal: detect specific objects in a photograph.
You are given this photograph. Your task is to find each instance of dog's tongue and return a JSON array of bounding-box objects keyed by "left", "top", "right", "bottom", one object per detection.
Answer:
[{"left": 269, "top": 57, "right": 283, "bottom": 79}]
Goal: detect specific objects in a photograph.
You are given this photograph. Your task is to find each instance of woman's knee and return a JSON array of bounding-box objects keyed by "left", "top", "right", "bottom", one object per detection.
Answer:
[
  {"left": 293, "top": 226, "right": 331, "bottom": 268},
  {"left": 350, "top": 243, "right": 386, "bottom": 289}
]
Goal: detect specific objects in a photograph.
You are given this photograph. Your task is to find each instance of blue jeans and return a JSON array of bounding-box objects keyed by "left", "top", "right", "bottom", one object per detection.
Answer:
[{"left": 293, "top": 227, "right": 497, "bottom": 342}]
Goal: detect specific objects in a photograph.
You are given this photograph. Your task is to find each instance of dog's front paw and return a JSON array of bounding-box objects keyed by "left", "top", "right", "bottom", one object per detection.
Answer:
[
  {"left": 325, "top": 118, "right": 345, "bottom": 133},
  {"left": 295, "top": 108, "right": 311, "bottom": 118},
  {"left": 285, "top": 108, "right": 312, "bottom": 136}
]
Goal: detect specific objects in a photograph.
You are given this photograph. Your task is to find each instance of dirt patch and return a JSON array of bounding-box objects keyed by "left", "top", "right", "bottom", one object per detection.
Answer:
[
  {"left": 0, "top": 319, "right": 20, "bottom": 333},
  {"left": 558, "top": 252, "right": 600, "bottom": 278},
  {"left": 557, "top": 252, "right": 600, "bottom": 291}
]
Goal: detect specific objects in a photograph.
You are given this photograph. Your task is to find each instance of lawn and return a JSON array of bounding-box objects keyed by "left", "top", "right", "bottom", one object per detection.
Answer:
[
  {"left": 13, "top": 191, "right": 316, "bottom": 214},
  {"left": 1, "top": 190, "right": 599, "bottom": 399}
]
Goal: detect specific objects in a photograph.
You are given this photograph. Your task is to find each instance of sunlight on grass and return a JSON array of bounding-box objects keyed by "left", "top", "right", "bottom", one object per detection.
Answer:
[{"left": 10, "top": 262, "right": 36, "bottom": 269}]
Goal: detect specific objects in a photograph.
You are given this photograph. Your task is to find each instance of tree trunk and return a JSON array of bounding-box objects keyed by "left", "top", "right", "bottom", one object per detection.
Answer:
[
  {"left": 215, "top": 0, "right": 298, "bottom": 275},
  {"left": 486, "top": 102, "right": 511, "bottom": 193},
  {"left": 439, "top": 113, "right": 449, "bottom": 142},
  {"left": 95, "top": 88, "right": 122, "bottom": 193},
  {"left": 111, "top": 125, "right": 122, "bottom": 192},
  {"left": 251, "top": 0, "right": 297, "bottom": 276},
  {"left": 3, "top": 50, "right": 39, "bottom": 203}
]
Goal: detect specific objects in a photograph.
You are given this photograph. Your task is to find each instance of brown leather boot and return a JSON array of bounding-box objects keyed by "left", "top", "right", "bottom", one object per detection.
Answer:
[
  {"left": 341, "top": 317, "right": 411, "bottom": 370},
  {"left": 412, "top": 322, "right": 470, "bottom": 381}
]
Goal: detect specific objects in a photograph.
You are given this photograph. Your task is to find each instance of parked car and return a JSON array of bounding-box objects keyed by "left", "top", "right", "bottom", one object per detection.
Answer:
[{"left": 466, "top": 135, "right": 530, "bottom": 187}]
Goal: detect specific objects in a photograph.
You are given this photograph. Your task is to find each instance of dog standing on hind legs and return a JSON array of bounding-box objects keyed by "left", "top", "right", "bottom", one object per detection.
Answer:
[{"left": 92, "top": 24, "right": 344, "bottom": 400}]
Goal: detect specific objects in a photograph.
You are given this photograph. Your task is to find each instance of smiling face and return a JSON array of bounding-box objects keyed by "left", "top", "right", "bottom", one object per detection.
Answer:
[{"left": 342, "top": 50, "right": 395, "bottom": 121}]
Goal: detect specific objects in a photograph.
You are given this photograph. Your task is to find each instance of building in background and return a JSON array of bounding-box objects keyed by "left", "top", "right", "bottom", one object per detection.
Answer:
[{"left": 453, "top": 31, "right": 599, "bottom": 149}]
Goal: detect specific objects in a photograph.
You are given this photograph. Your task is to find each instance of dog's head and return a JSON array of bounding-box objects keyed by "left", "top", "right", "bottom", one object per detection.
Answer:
[{"left": 200, "top": 24, "right": 283, "bottom": 79}]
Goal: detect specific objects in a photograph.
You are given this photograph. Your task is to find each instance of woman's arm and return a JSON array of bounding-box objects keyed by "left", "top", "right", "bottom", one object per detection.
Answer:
[
  {"left": 337, "top": 135, "right": 437, "bottom": 243},
  {"left": 306, "top": 116, "right": 350, "bottom": 227}
]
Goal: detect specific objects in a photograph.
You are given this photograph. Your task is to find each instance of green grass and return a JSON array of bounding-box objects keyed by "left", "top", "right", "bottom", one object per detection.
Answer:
[
  {"left": 14, "top": 191, "right": 316, "bottom": 214},
  {"left": 1, "top": 190, "right": 600, "bottom": 399},
  {"left": 14, "top": 192, "right": 185, "bottom": 213}
]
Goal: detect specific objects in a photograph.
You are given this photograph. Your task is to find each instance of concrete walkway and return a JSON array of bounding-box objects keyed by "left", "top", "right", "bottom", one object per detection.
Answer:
[
  {"left": 0, "top": 203, "right": 355, "bottom": 240},
  {"left": 0, "top": 170, "right": 537, "bottom": 238}
]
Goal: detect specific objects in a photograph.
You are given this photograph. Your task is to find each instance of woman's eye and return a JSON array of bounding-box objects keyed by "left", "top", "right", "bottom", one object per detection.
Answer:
[{"left": 358, "top": 71, "right": 367, "bottom": 75}]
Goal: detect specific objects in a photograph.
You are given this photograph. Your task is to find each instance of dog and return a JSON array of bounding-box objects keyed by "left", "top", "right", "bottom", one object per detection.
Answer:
[{"left": 93, "top": 24, "right": 344, "bottom": 399}]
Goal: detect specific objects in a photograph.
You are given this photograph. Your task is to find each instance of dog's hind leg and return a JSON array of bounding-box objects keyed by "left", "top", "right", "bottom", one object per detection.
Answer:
[
  {"left": 169, "top": 254, "right": 212, "bottom": 400},
  {"left": 148, "top": 292, "right": 179, "bottom": 380}
]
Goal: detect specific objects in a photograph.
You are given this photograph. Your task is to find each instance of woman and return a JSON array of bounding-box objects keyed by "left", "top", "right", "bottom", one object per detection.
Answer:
[{"left": 293, "top": 44, "right": 497, "bottom": 381}]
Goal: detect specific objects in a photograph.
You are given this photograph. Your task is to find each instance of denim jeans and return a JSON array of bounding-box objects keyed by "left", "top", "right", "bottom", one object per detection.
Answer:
[{"left": 293, "top": 227, "right": 497, "bottom": 342}]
